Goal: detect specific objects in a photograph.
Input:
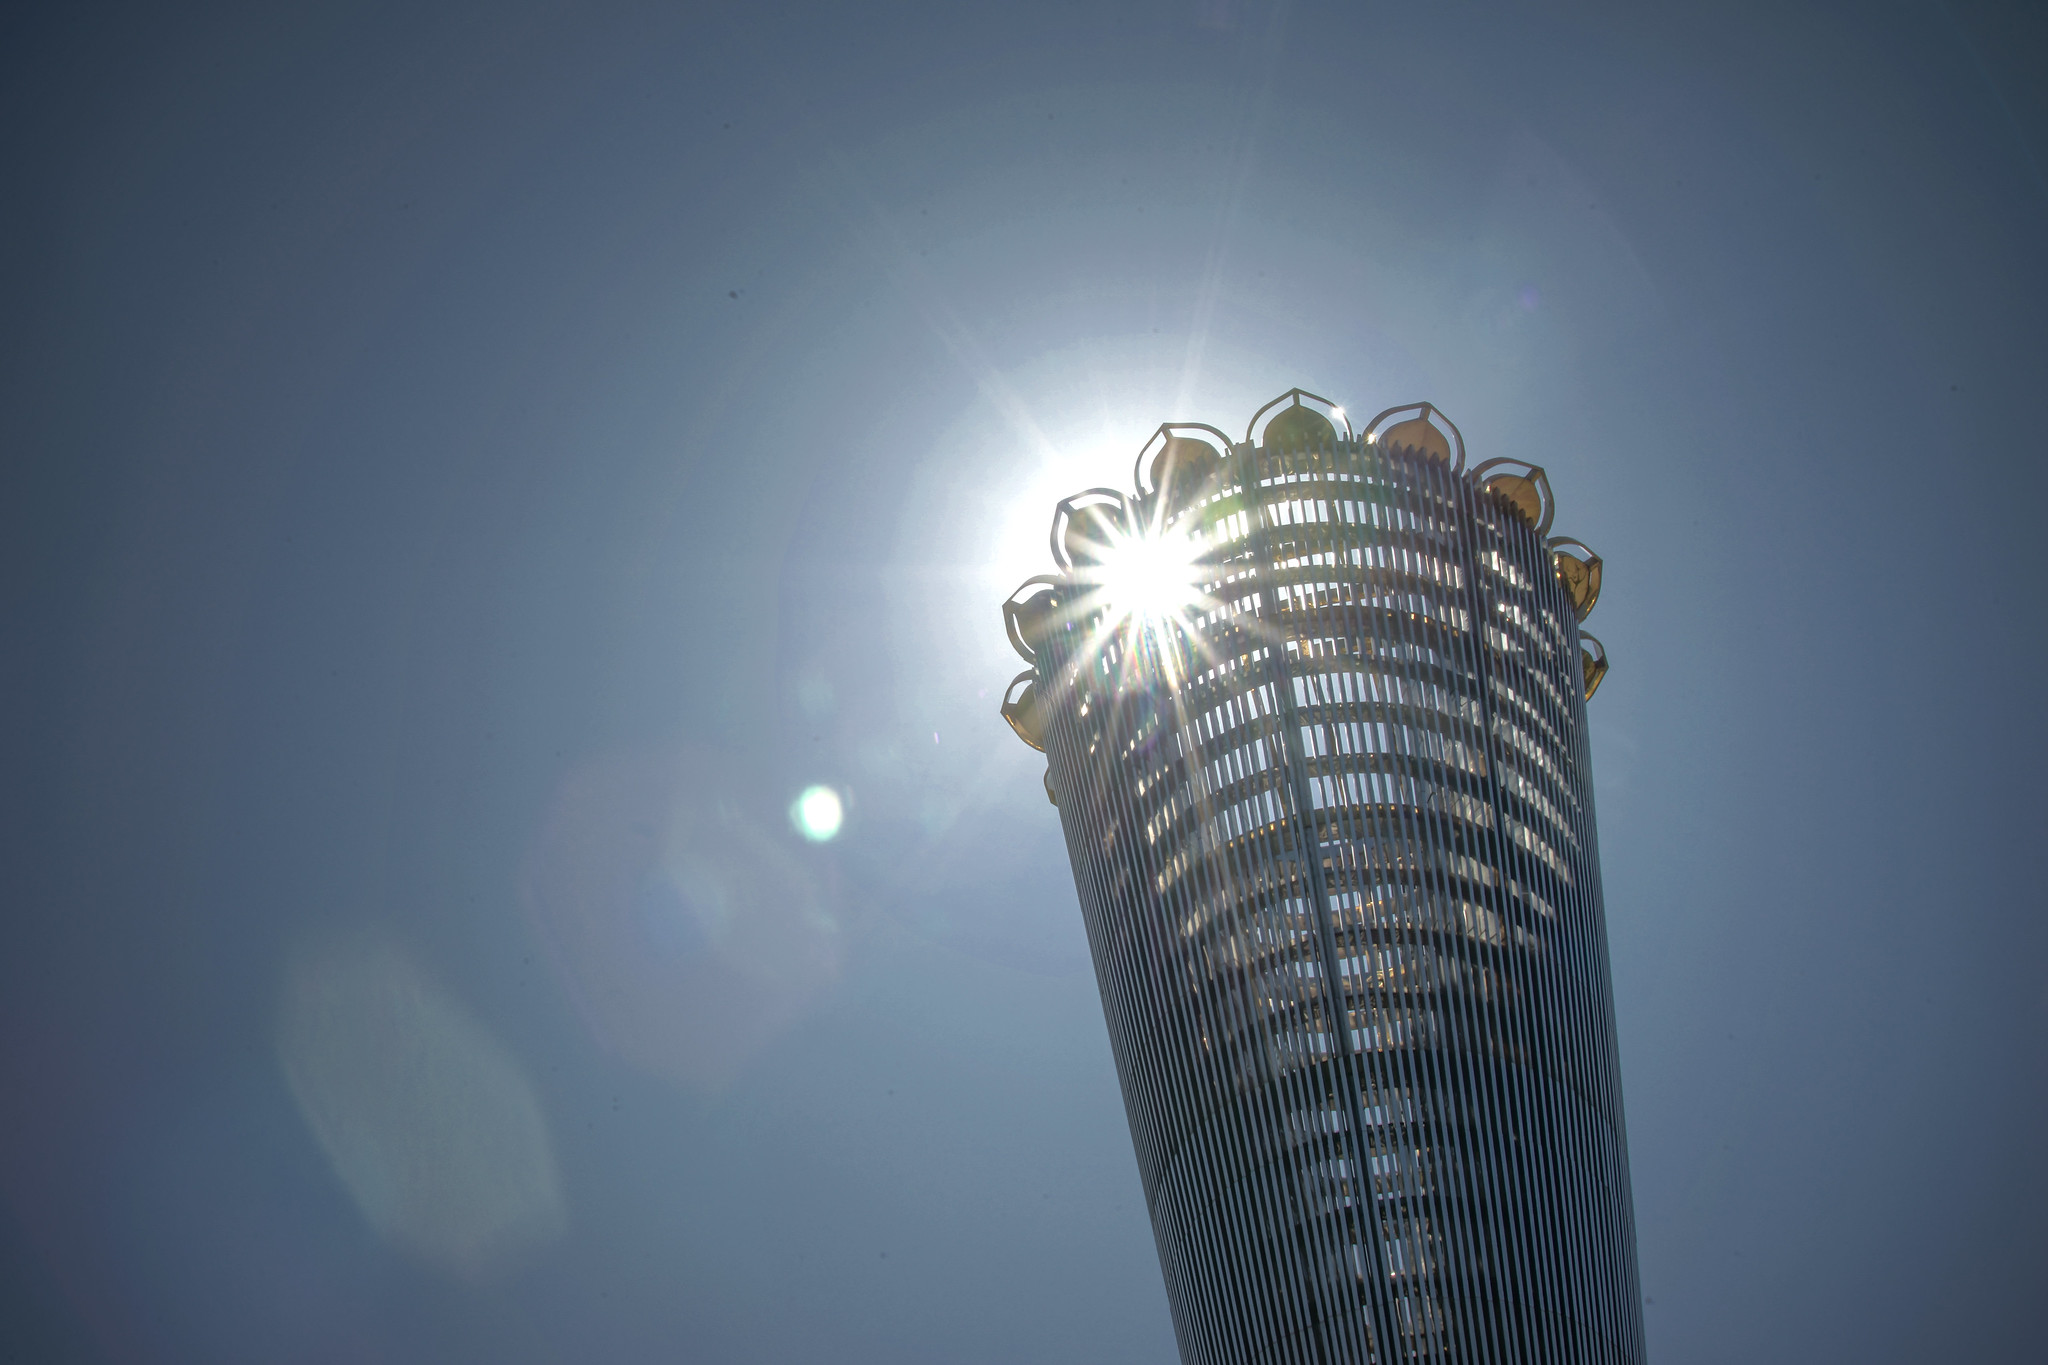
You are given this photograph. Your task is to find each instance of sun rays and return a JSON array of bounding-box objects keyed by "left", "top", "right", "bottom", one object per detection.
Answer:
[{"left": 1031, "top": 488, "right": 1251, "bottom": 715}]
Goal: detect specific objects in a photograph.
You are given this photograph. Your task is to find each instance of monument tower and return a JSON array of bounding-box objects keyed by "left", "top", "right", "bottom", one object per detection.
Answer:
[{"left": 998, "top": 391, "right": 1639, "bottom": 1365}]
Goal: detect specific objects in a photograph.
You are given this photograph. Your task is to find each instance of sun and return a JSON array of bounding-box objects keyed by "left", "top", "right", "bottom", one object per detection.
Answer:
[{"left": 1090, "top": 520, "right": 1205, "bottom": 629}]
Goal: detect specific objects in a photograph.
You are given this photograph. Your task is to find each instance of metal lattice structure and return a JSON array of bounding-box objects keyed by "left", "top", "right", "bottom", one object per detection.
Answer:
[{"left": 998, "top": 392, "right": 1639, "bottom": 1365}]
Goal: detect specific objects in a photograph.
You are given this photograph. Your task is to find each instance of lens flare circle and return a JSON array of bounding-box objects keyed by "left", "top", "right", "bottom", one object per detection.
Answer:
[{"left": 791, "top": 785, "right": 844, "bottom": 842}]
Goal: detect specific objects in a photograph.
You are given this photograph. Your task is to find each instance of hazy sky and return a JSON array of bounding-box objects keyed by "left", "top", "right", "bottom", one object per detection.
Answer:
[{"left": 4, "top": 3, "right": 2045, "bottom": 1362}]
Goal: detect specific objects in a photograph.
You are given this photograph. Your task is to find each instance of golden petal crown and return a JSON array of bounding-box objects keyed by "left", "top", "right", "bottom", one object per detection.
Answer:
[{"left": 998, "top": 389, "right": 1616, "bottom": 758}]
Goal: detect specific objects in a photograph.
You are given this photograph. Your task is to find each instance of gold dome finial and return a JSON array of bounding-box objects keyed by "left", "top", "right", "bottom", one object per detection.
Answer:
[
  {"left": 1134, "top": 425, "right": 1230, "bottom": 516},
  {"left": 1246, "top": 389, "right": 1349, "bottom": 449},
  {"left": 1580, "top": 634, "right": 1610, "bottom": 700},
  {"left": 1550, "top": 539, "right": 1603, "bottom": 620},
  {"left": 1000, "top": 669, "right": 1047, "bottom": 752},
  {"left": 1472, "top": 459, "right": 1555, "bottom": 535},
  {"left": 1363, "top": 402, "right": 1464, "bottom": 472}
]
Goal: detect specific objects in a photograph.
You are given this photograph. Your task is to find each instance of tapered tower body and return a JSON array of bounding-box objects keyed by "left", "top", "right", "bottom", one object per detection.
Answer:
[{"left": 998, "top": 392, "right": 1638, "bottom": 1365}]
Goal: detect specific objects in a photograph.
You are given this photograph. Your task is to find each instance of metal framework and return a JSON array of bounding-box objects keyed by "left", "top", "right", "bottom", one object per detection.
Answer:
[{"left": 999, "top": 392, "right": 1639, "bottom": 1365}]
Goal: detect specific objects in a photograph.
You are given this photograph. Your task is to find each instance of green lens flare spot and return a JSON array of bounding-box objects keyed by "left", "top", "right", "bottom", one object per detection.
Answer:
[{"left": 791, "top": 785, "right": 844, "bottom": 842}]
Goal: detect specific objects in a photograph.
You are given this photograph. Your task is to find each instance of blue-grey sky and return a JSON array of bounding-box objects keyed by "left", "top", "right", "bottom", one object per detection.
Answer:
[{"left": 4, "top": 2, "right": 2044, "bottom": 1362}]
